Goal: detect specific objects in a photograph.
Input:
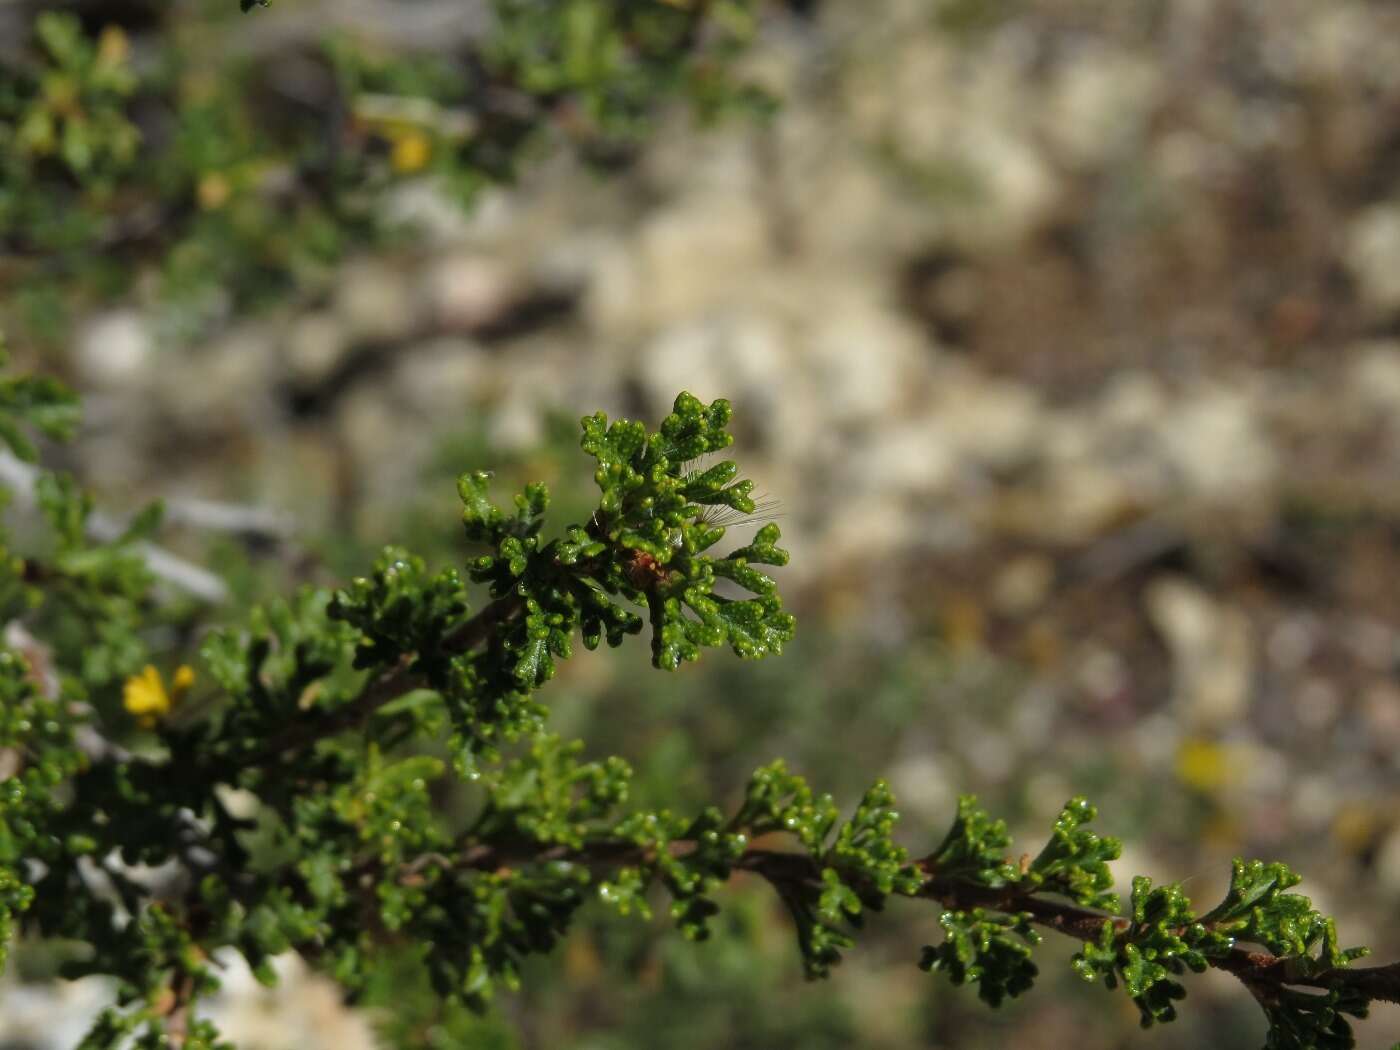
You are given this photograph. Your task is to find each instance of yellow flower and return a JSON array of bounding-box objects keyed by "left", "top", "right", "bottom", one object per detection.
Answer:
[
  {"left": 390, "top": 131, "right": 432, "bottom": 174},
  {"left": 1173, "top": 737, "right": 1251, "bottom": 795},
  {"left": 123, "top": 664, "right": 194, "bottom": 728},
  {"left": 96, "top": 26, "right": 130, "bottom": 67},
  {"left": 171, "top": 664, "right": 196, "bottom": 693},
  {"left": 1174, "top": 738, "right": 1225, "bottom": 792},
  {"left": 197, "top": 172, "right": 232, "bottom": 211},
  {"left": 1331, "top": 803, "right": 1377, "bottom": 857}
]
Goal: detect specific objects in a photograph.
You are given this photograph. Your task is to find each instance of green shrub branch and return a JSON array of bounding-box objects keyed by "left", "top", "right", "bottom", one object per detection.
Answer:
[{"left": 0, "top": 366, "right": 1393, "bottom": 1050}]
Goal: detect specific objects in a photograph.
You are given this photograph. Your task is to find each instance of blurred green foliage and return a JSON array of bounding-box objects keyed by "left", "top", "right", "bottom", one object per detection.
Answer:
[{"left": 0, "top": 0, "right": 769, "bottom": 343}]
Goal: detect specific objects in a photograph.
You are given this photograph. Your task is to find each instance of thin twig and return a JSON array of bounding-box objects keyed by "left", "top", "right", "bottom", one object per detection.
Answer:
[
  {"left": 160, "top": 971, "right": 198, "bottom": 1047},
  {"left": 0, "top": 451, "right": 230, "bottom": 604},
  {"left": 164, "top": 497, "right": 296, "bottom": 540},
  {"left": 239, "top": 591, "right": 525, "bottom": 767}
]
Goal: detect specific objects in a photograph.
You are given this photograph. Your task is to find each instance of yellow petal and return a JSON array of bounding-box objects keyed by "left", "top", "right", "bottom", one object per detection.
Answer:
[
  {"left": 1174, "top": 738, "right": 1227, "bottom": 794},
  {"left": 123, "top": 664, "right": 171, "bottom": 720},
  {"left": 172, "top": 664, "right": 196, "bottom": 696},
  {"left": 197, "top": 172, "right": 232, "bottom": 211},
  {"left": 391, "top": 132, "right": 432, "bottom": 174},
  {"left": 97, "top": 26, "right": 129, "bottom": 67}
]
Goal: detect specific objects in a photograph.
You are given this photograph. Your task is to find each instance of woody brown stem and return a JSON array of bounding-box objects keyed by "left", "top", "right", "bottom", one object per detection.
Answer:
[{"left": 400, "top": 836, "right": 1400, "bottom": 1008}]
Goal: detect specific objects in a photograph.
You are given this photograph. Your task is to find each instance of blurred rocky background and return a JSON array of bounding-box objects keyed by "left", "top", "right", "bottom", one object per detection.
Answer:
[{"left": 6, "top": 0, "right": 1400, "bottom": 1047}]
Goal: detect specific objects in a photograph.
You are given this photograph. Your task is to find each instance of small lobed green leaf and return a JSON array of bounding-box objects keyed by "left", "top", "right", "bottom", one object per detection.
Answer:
[
  {"left": 920, "top": 908, "right": 1041, "bottom": 1008},
  {"left": 0, "top": 365, "right": 81, "bottom": 462},
  {"left": 1259, "top": 985, "right": 1369, "bottom": 1050},
  {"left": 929, "top": 796, "right": 1019, "bottom": 887},
  {"left": 1026, "top": 796, "right": 1121, "bottom": 911}
]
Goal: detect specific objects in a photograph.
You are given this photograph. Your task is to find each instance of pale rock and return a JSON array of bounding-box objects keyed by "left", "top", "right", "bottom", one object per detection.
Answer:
[
  {"left": 800, "top": 295, "right": 927, "bottom": 425},
  {"left": 483, "top": 346, "right": 616, "bottom": 453},
  {"left": 1376, "top": 825, "right": 1400, "bottom": 893},
  {"left": 1346, "top": 204, "right": 1400, "bottom": 314},
  {"left": 1291, "top": 772, "right": 1342, "bottom": 829},
  {"left": 1145, "top": 577, "right": 1254, "bottom": 731},
  {"left": 1090, "top": 372, "right": 1177, "bottom": 500},
  {"left": 1293, "top": 677, "right": 1341, "bottom": 732},
  {"left": 1299, "top": 4, "right": 1397, "bottom": 87},
  {"left": 732, "top": 32, "right": 804, "bottom": 103},
  {"left": 1133, "top": 712, "right": 1183, "bottom": 768},
  {"left": 380, "top": 178, "right": 476, "bottom": 243},
  {"left": 214, "top": 784, "right": 261, "bottom": 821},
  {"left": 643, "top": 128, "right": 759, "bottom": 200},
  {"left": 1044, "top": 46, "right": 1160, "bottom": 169},
  {"left": 629, "top": 192, "right": 772, "bottom": 327},
  {"left": 392, "top": 338, "right": 489, "bottom": 419},
  {"left": 847, "top": 420, "right": 958, "bottom": 497},
  {"left": 951, "top": 122, "right": 1059, "bottom": 247},
  {"left": 1266, "top": 615, "right": 1320, "bottom": 671},
  {"left": 251, "top": 430, "right": 342, "bottom": 532},
  {"left": 487, "top": 391, "right": 546, "bottom": 452},
  {"left": 885, "top": 751, "right": 954, "bottom": 823},
  {"left": 285, "top": 311, "right": 348, "bottom": 387},
  {"left": 1156, "top": 385, "right": 1275, "bottom": 496},
  {"left": 1097, "top": 370, "right": 1169, "bottom": 431},
  {"left": 964, "top": 724, "right": 1015, "bottom": 783},
  {"left": 535, "top": 229, "right": 617, "bottom": 298},
  {"left": 157, "top": 331, "right": 277, "bottom": 432},
  {"left": 1234, "top": 97, "right": 1306, "bottom": 153},
  {"left": 1240, "top": 743, "right": 1288, "bottom": 798},
  {"left": 1040, "top": 414, "right": 1096, "bottom": 465},
  {"left": 456, "top": 188, "right": 520, "bottom": 245},
  {"left": 1035, "top": 462, "right": 1135, "bottom": 540},
  {"left": 337, "top": 381, "right": 425, "bottom": 503},
  {"left": 582, "top": 235, "right": 646, "bottom": 338},
  {"left": 927, "top": 368, "right": 1043, "bottom": 470},
  {"left": 204, "top": 952, "right": 377, "bottom": 1050},
  {"left": 1347, "top": 617, "right": 1397, "bottom": 671},
  {"left": 427, "top": 253, "right": 519, "bottom": 332},
  {"left": 1154, "top": 127, "right": 1225, "bottom": 188},
  {"left": 334, "top": 259, "right": 419, "bottom": 343},
  {"left": 75, "top": 311, "right": 153, "bottom": 387},
  {"left": 760, "top": 380, "right": 845, "bottom": 475},
  {"left": 1361, "top": 681, "right": 1400, "bottom": 751},
  {"left": 1345, "top": 341, "right": 1400, "bottom": 415},
  {"left": 635, "top": 321, "right": 737, "bottom": 413},
  {"left": 1010, "top": 685, "right": 1058, "bottom": 752},
  {"left": 1077, "top": 644, "right": 1129, "bottom": 703},
  {"left": 0, "top": 975, "right": 113, "bottom": 1050},
  {"left": 636, "top": 311, "right": 788, "bottom": 429},
  {"left": 992, "top": 554, "right": 1055, "bottom": 615},
  {"left": 784, "top": 126, "right": 938, "bottom": 259},
  {"left": 874, "top": 38, "right": 1059, "bottom": 246},
  {"left": 818, "top": 491, "right": 915, "bottom": 567}
]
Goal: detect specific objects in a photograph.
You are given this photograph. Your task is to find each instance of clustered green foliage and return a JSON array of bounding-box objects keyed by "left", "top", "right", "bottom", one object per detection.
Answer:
[
  {"left": 0, "top": 343, "right": 168, "bottom": 699},
  {"left": 0, "top": 360, "right": 1394, "bottom": 1050},
  {"left": 0, "top": 0, "right": 768, "bottom": 342},
  {"left": 919, "top": 799, "right": 1374, "bottom": 1043},
  {"left": 1069, "top": 860, "right": 1371, "bottom": 1047}
]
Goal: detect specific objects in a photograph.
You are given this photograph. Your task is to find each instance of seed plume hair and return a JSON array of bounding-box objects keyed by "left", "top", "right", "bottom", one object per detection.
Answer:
[{"left": 676, "top": 450, "right": 784, "bottom": 530}]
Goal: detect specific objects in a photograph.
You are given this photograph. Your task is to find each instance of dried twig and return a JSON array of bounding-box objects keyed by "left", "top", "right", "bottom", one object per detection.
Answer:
[{"left": 0, "top": 451, "right": 230, "bottom": 604}]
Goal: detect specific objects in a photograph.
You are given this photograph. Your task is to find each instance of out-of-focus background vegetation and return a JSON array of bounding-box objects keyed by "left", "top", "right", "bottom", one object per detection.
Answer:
[{"left": 5, "top": 0, "right": 1400, "bottom": 1047}]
